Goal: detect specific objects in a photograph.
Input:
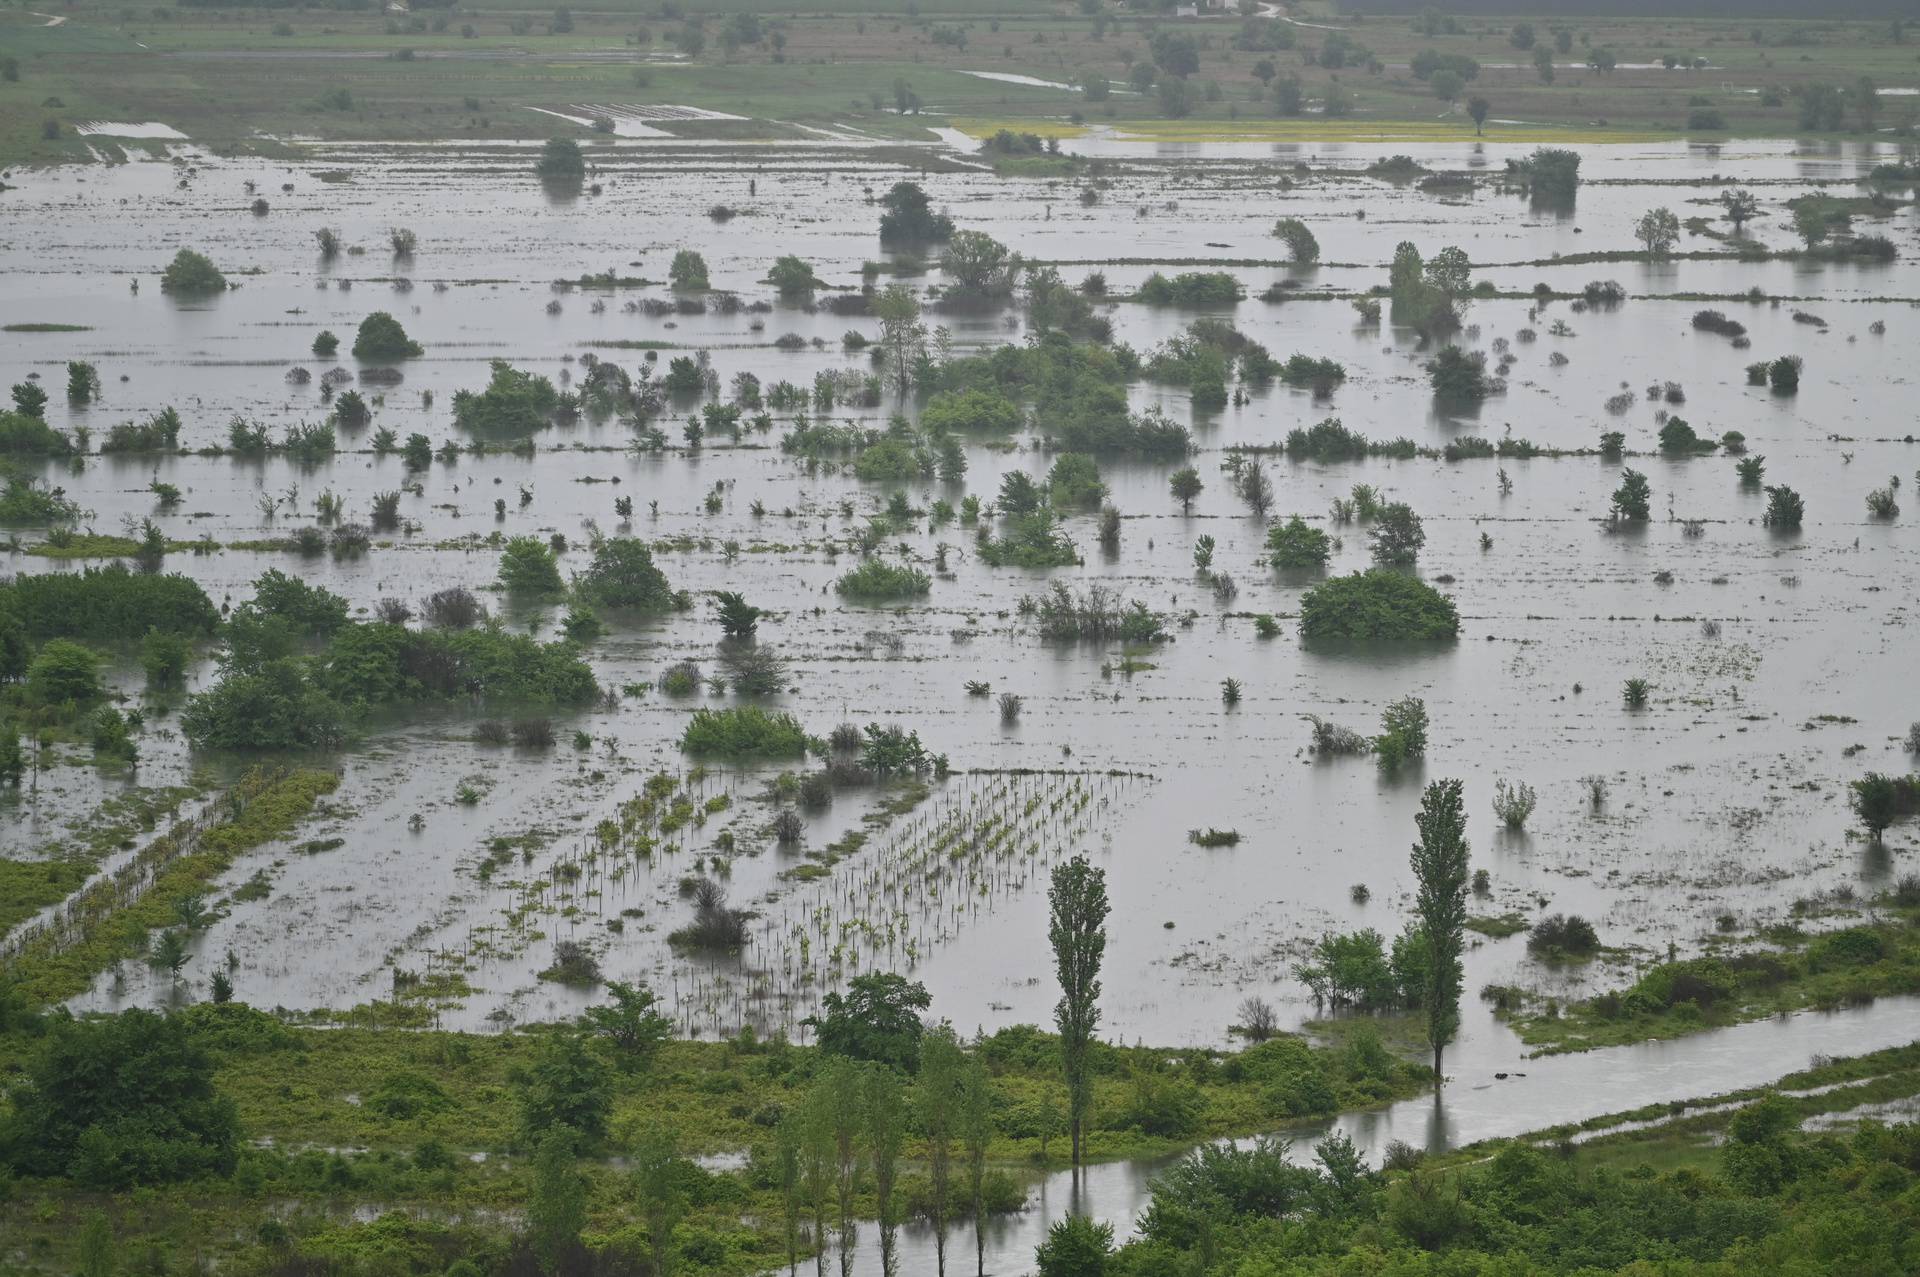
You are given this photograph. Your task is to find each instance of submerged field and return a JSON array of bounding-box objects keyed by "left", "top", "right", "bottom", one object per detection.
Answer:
[{"left": 1, "top": 97, "right": 1919, "bottom": 1276}]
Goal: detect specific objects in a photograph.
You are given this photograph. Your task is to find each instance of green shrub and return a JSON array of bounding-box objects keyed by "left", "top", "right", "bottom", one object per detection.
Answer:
[
  {"left": 24, "top": 639, "right": 102, "bottom": 708},
  {"left": 980, "top": 511, "right": 1079, "bottom": 568},
  {"left": 680, "top": 706, "right": 809, "bottom": 759},
  {"left": 1763, "top": 484, "right": 1804, "bottom": 529},
  {"left": 1658, "top": 417, "right": 1716, "bottom": 455},
  {"left": 1527, "top": 914, "right": 1600, "bottom": 958},
  {"left": 920, "top": 388, "right": 1022, "bottom": 434},
  {"left": 1272, "top": 217, "right": 1319, "bottom": 262},
  {"left": 1, "top": 1009, "right": 240, "bottom": 1188},
  {"left": 0, "top": 566, "right": 218, "bottom": 640},
  {"left": 1299, "top": 570, "right": 1459, "bottom": 641},
  {"left": 852, "top": 436, "right": 924, "bottom": 483},
  {"left": 1138, "top": 271, "right": 1243, "bottom": 305},
  {"left": 1028, "top": 581, "right": 1165, "bottom": 643},
  {"left": 182, "top": 659, "right": 345, "bottom": 750},
  {"left": 100, "top": 407, "right": 183, "bottom": 454},
  {"left": 669, "top": 249, "right": 710, "bottom": 290},
  {"left": 158, "top": 249, "right": 228, "bottom": 295},
  {"left": 452, "top": 361, "right": 560, "bottom": 439},
  {"left": 351, "top": 311, "right": 422, "bottom": 360},
  {"left": 836, "top": 559, "right": 932, "bottom": 601},
  {"left": 534, "top": 136, "right": 585, "bottom": 179},
  {"left": 498, "top": 536, "right": 565, "bottom": 596},
  {"left": 142, "top": 631, "right": 191, "bottom": 688},
  {"left": 0, "top": 410, "right": 74, "bottom": 456},
  {"left": 1267, "top": 514, "right": 1328, "bottom": 568},
  {"left": 321, "top": 624, "right": 597, "bottom": 707},
  {"left": 575, "top": 537, "right": 675, "bottom": 610},
  {"left": 1047, "top": 453, "right": 1107, "bottom": 509},
  {"left": 248, "top": 569, "right": 350, "bottom": 635},
  {"left": 1372, "top": 695, "right": 1428, "bottom": 771}
]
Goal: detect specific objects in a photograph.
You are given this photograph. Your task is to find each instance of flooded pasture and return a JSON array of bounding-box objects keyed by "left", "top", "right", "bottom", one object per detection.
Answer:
[{"left": 2, "top": 129, "right": 1917, "bottom": 1093}]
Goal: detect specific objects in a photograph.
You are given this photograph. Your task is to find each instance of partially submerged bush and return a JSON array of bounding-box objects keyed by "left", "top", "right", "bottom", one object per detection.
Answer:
[
  {"left": 669, "top": 878, "right": 751, "bottom": 952},
  {"left": 534, "top": 136, "right": 585, "bottom": 180},
  {"left": 1492, "top": 778, "right": 1537, "bottom": 829},
  {"left": 1026, "top": 582, "right": 1165, "bottom": 643},
  {"left": 836, "top": 559, "right": 932, "bottom": 602},
  {"left": 1527, "top": 914, "right": 1600, "bottom": 958},
  {"left": 1299, "top": 570, "right": 1459, "bottom": 642},
  {"left": 1372, "top": 696, "right": 1428, "bottom": 771},
  {"left": 680, "top": 706, "right": 809, "bottom": 758},
  {"left": 351, "top": 311, "right": 422, "bottom": 360},
  {"left": 159, "top": 249, "right": 228, "bottom": 295},
  {"left": 422, "top": 587, "right": 484, "bottom": 629},
  {"left": 1259, "top": 514, "right": 1336, "bottom": 568},
  {"left": 1763, "top": 485, "right": 1804, "bottom": 529},
  {"left": 576, "top": 537, "right": 675, "bottom": 611}
]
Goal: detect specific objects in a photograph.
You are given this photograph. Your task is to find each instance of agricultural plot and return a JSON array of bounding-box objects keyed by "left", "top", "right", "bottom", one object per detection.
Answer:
[{"left": 1, "top": 17, "right": 1919, "bottom": 1272}]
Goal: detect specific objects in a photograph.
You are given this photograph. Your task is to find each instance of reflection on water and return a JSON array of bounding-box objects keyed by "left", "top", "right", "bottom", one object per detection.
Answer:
[{"left": 835, "top": 997, "right": 1920, "bottom": 1277}]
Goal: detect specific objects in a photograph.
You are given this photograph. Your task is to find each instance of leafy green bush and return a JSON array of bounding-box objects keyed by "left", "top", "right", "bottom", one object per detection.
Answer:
[
  {"left": 159, "top": 249, "right": 228, "bottom": 295},
  {"left": 575, "top": 537, "right": 675, "bottom": 610},
  {"left": 0, "top": 410, "right": 74, "bottom": 456},
  {"left": 24, "top": 639, "right": 102, "bottom": 708},
  {"left": 1267, "top": 516, "right": 1331, "bottom": 569},
  {"left": 669, "top": 249, "right": 710, "bottom": 290},
  {"left": 1272, "top": 217, "right": 1319, "bottom": 262},
  {"left": 852, "top": 435, "right": 924, "bottom": 483},
  {"left": 1527, "top": 914, "right": 1600, "bottom": 958},
  {"left": 1299, "top": 570, "right": 1458, "bottom": 641},
  {"left": 534, "top": 136, "right": 584, "bottom": 179},
  {"left": 920, "top": 388, "right": 1022, "bottom": 434},
  {"left": 766, "top": 255, "right": 817, "bottom": 295},
  {"left": 1658, "top": 417, "right": 1716, "bottom": 455},
  {"left": 1763, "top": 484, "right": 1804, "bottom": 528},
  {"left": 1425, "top": 346, "right": 1492, "bottom": 401},
  {"left": 836, "top": 559, "right": 932, "bottom": 601},
  {"left": 498, "top": 536, "right": 564, "bottom": 596},
  {"left": 100, "top": 407, "right": 183, "bottom": 454},
  {"left": 248, "top": 569, "right": 350, "bottom": 635},
  {"left": 142, "top": 630, "right": 191, "bottom": 688},
  {"left": 1372, "top": 695, "right": 1428, "bottom": 771},
  {"left": 351, "top": 311, "right": 423, "bottom": 360},
  {"left": 0, "top": 565, "right": 217, "bottom": 640},
  {"left": 1138, "top": 271, "right": 1244, "bottom": 305},
  {"left": 1028, "top": 582, "right": 1165, "bottom": 643},
  {"left": 680, "top": 706, "right": 810, "bottom": 758},
  {"left": 980, "top": 511, "right": 1079, "bottom": 568},
  {"left": 804, "top": 972, "right": 930, "bottom": 1071},
  {"left": 1047, "top": 453, "right": 1106, "bottom": 509},
  {"left": 1611, "top": 469, "right": 1652, "bottom": 521},
  {"left": 182, "top": 659, "right": 345, "bottom": 750},
  {"left": 1, "top": 1009, "right": 240, "bottom": 1188},
  {"left": 321, "top": 625, "right": 597, "bottom": 707},
  {"left": 452, "top": 361, "right": 561, "bottom": 439}
]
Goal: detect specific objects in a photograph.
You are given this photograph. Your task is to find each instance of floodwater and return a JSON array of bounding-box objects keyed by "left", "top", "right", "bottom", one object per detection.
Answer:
[
  {"left": 854, "top": 995, "right": 1920, "bottom": 1276},
  {"left": 1, "top": 130, "right": 1916, "bottom": 1082}
]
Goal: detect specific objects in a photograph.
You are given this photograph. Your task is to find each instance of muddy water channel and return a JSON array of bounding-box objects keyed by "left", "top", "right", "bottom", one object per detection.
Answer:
[
  {"left": 861, "top": 995, "right": 1920, "bottom": 1276},
  {"left": 2, "top": 134, "right": 1917, "bottom": 1080}
]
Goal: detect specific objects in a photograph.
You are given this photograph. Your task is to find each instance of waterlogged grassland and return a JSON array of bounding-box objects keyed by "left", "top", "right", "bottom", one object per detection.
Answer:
[
  {"left": 1494, "top": 894, "right": 1920, "bottom": 1057},
  {"left": 1420, "top": 1039, "right": 1920, "bottom": 1179},
  {"left": 3, "top": 769, "right": 340, "bottom": 1006},
  {"left": 0, "top": 1013, "right": 1428, "bottom": 1275},
  {"left": 0, "top": 783, "right": 202, "bottom": 934}
]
